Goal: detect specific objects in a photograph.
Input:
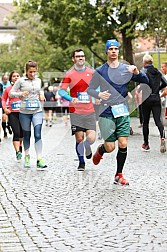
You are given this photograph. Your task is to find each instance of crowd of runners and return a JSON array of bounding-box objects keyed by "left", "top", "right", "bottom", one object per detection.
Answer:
[{"left": 0, "top": 40, "right": 167, "bottom": 185}]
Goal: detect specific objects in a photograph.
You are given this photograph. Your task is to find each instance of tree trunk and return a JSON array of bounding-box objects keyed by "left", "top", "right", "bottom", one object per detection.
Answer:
[{"left": 122, "top": 34, "right": 134, "bottom": 65}]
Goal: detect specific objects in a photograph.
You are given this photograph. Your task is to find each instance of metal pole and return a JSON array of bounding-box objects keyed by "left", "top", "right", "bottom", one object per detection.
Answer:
[
  {"left": 156, "top": 33, "right": 161, "bottom": 70},
  {"left": 157, "top": 48, "right": 161, "bottom": 70},
  {"left": 91, "top": 52, "right": 95, "bottom": 69}
]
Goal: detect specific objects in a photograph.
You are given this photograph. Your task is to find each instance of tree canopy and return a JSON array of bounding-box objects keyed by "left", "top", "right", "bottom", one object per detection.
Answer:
[
  {"left": 13, "top": 0, "right": 167, "bottom": 65},
  {"left": 0, "top": 0, "right": 166, "bottom": 77}
]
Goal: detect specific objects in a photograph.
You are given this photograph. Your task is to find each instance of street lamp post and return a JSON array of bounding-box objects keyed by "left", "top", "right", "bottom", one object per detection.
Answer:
[
  {"left": 156, "top": 33, "right": 161, "bottom": 70},
  {"left": 91, "top": 52, "right": 95, "bottom": 69}
]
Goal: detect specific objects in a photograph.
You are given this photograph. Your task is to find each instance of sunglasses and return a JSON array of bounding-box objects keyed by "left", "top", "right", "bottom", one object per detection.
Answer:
[{"left": 74, "top": 55, "right": 85, "bottom": 58}]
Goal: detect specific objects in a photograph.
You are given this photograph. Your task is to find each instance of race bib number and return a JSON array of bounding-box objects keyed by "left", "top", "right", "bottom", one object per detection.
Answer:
[
  {"left": 26, "top": 100, "right": 40, "bottom": 110},
  {"left": 11, "top": 101, "right": 21, "bottom": 110},
  {"left": 77, "top": 92, "right": 90, "bottom": 103},
  {"left": 111, "top": 104, "right": 129, "bottom": 118}
]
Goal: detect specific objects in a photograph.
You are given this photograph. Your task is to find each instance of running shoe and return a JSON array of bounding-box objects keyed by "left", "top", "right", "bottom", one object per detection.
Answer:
[
  {"left": 77, "top": 162, "right": 85, "bottom": 171},
  {"left": 141, "top": 143, "right": 150, "bottom": 151},
  {"left": 160, "top": 138, "right": 166, "bottom": 153},
  {"left": 24, "top": 154, "right": 30, "bottom": 168},
  {"left": 93, "top": 145, "right": 103, "bottom": 165},
  {"left": 16, "top": 151, "right": 22, "bottom": 160},
  {"left": 114, "top": 173, "right": 129, "bottom": 185},
  {"left": 37, "top": 159, "right": 47, "bottom": 170},
  {"left": 4, "top": 132, "right": 7, "bottom": 138},
  {"left": 7, "top": 126, "right": 12, "bottom": 135},
  {"left": 85, "top": 145, "right": 92, "bottom": 159},
  {"left": 130, "top": 127, "right": 133, "bottom": 135}
]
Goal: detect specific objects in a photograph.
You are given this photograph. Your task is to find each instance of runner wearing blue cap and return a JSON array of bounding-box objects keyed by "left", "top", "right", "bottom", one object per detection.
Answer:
[
  {"left": 87, "top": 39, "right": 149, "bottom": 185},
  {"left": 105, "top": 39, "right": 120, "bottom": 52}
]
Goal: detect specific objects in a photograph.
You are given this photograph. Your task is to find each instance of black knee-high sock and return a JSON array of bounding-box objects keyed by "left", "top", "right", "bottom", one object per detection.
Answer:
[
  {"left": 2, "top": 122, "right": 6, "bottom": 133},
  {"left": 99, "top": 144, "right": 107, "bottom": 156},
  {"left": 116, "top": 147, "right": 127, "bottom": 175},
  {"left": 7, "top": 121, "right": 11, "bottom": 128}
]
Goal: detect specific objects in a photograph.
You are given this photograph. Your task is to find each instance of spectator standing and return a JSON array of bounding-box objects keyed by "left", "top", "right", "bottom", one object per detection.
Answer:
[
  {"left": 60, "top": 96, "right": 69, "bottom": 126},
  {"left": 43, "top": 85, "right": 56, "bottom": 127}
]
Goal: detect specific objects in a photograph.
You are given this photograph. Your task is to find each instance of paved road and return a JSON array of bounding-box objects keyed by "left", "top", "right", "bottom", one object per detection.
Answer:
[{"left": 0, "top": 117, "right": 167, "bottom": 252}]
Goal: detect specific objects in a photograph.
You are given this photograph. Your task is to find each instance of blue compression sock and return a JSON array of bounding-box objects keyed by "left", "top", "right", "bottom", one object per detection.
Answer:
[{"left": 76, "top": 142, "right": 85, "bottom": 163}]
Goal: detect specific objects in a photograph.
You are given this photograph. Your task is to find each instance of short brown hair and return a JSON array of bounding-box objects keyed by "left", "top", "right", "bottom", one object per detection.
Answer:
[{"left": 72, "top": 49, "right": 84, "bottom": 58}]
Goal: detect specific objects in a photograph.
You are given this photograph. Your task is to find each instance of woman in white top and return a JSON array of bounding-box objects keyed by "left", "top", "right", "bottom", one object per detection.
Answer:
[{"left": 10, "top": 60, "right": 47, "bottom": 169}]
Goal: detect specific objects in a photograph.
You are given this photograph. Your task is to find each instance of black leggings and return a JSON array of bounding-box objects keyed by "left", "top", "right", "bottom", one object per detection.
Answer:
[
  {"left": 8, "top": 112, "right": 23, "bottom": 141},
  {"left": 142, "top": 99, "right": 165, "bottom": 144}
]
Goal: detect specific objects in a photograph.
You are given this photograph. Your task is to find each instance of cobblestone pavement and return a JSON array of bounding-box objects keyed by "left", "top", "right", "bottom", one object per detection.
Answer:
[{"left": 0, "top": 117, "right": 167, "bottom": 252}]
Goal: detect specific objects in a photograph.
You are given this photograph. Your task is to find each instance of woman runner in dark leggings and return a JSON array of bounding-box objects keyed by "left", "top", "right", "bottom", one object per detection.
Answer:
[{"left": 2, "top": 70, "right": 23, "bottom": 160}]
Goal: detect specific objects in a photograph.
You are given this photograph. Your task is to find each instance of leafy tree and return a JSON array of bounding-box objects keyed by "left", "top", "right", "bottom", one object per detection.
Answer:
[
  {"left": 0, "top": 44, "right": 16, "bottom": 74},
  {"left": 13, "top": 0, "right": 116, "bottom": 63},
  {"left": 1, "top": 12, "right": 79, "bottom": 78},
  {"left": 10, "top": 0, "right": 167, "bottom": 66},
  {"left": 97, "top": 0, "right": 167, "bottom": 64}
]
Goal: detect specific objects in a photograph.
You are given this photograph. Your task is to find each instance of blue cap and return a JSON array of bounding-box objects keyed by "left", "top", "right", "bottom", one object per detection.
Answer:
[{"left": 105, "top": 39, "right": 119, "bottom": 52}]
